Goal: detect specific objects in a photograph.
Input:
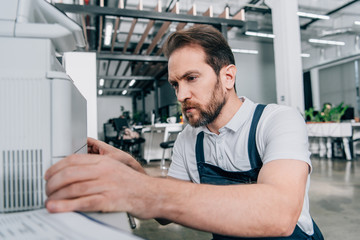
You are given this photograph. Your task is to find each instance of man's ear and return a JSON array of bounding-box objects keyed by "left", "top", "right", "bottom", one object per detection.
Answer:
[{"left": 221, "top": 64, "right": 237, "bottom": 90}]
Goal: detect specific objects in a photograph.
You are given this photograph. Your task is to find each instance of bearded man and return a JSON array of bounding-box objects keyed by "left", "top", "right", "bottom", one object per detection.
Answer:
[{"left": 45, "top": 25, "right": 323, "bottom": 240}]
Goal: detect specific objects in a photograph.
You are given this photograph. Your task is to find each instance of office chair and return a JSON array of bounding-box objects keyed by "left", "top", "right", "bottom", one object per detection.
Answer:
[
  {"left": 103, "top": 122, "right": 118, "bottom": 144},
  {"left": 159, "top": 124, "right": 183, "bottom": 170},
  {"left": 160, "top": 140, "right": 175, "bottom": 170},
  {"left": 112, "top": 118, "right": 145, "bottom": 159}
]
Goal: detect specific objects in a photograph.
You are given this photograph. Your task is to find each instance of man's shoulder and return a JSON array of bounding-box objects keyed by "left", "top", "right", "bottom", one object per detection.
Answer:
[
  {"left": 263, "top": 103, "right": 293, "bottom": 112},
  {"left": 257, "top": 104, "right": 306, "bottom": 135},
  {"left": 262, "top": 103, "right": 302, "bottom": 120}
]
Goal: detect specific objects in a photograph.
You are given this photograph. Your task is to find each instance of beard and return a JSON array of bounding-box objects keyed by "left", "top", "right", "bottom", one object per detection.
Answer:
[{"left": 182, "top": 78, "right": 226, "bottom": 127}]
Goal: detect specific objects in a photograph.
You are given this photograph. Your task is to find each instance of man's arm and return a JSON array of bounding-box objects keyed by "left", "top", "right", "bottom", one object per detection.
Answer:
[
  {"left": 155, "top": 176, "right": 189, "bottom": 226},
  {"left": 152, "top": 159, "right": 308, "bottom": 237},
  {"left": 45, "top": 155, "right": 308, "bottom": 237}
]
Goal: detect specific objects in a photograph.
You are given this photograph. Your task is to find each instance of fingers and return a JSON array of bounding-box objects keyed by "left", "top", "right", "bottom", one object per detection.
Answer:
[
  {"left": 46, "top": 164, "right": 101, "bottom": 197},
  {"left": 46, "top": 194, "right": 107, "bottom": 213},
  {"left": 87, "top": 137, "right": 101, "bottom": 154},
  {"left": 47, "top": 179, "right": 107, "bottom": 201},
  {"left": 44, "top": 154, "right": 100, "bottom": 182},
  {"left": 44, "top": 155, "right": 152, "bottom": 216},
  {"left": 87, "top": 137, "right": 97, "bottom": 145},
  {"left": 45, "top": 160, "right": 138, "bottom": 213},
  {"left": 87, "top": 137, "right": 119, "bottom": 155}
]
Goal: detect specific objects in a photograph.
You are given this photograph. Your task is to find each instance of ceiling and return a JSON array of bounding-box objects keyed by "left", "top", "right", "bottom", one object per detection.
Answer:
[{"left": 52, "top": 0, "right": 360, "bottom": 98}]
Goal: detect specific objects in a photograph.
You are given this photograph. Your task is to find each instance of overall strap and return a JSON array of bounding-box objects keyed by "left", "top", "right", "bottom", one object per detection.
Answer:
[
  {"left": 195, "top": 131, "right": 205, "bottom": 164},
  {"left": 247, "top": 104, "right": 266, "bottom": 169}
]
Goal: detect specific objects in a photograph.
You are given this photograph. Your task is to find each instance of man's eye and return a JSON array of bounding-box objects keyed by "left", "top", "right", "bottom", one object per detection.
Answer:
[
  {"left": 187, "top": 76, "right": 197, "bottom": 81},
  {"left": 171, "top": 83, "right": 178, "bottom": 89}
]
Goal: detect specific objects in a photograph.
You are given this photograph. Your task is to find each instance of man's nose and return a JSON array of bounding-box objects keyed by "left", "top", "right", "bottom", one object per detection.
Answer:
[{"left": 176, "top": 84, "right": 191, "bottom": 103}]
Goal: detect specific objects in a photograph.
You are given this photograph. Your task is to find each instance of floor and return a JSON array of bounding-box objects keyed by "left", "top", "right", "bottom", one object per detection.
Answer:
[{"left": 131, "top": 156, "right": 360, "bottom": 240}]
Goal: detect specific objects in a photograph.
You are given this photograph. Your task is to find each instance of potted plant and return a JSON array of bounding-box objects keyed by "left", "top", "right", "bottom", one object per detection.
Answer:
[
  {"left": 304, "top": 102, "right": 349, "bottom": 123},
  {"left": 132, "top": 111, "right": 144, "bottom": 125}
]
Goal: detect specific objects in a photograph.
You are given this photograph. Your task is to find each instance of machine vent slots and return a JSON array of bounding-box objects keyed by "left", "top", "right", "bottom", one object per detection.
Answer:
[{"left": 1, "top": 150, "right": 44, "bottom": 212}]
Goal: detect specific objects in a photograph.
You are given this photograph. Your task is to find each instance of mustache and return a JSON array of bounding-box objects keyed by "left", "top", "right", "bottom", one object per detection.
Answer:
[{"left": 181, "top": 101, "right": 201, "bottom": 112}]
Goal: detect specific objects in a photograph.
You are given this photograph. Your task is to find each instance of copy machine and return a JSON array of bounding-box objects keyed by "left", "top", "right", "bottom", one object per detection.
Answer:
[{"left": 0, "top": 0, "right": 87, "bottom": 212}]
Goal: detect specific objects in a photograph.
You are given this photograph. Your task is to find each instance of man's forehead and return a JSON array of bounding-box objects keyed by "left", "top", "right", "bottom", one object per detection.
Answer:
[
  {"left": 169, "top": 44, "right": 205, "bottom": 60},
  {"left": 168, "top": 45, "right": 206, "bottom": 77}
]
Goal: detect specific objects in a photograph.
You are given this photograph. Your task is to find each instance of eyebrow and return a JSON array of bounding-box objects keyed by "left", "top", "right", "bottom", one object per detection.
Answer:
[{"left": 168, "top": 70, "right": 200, "bottom": 83}]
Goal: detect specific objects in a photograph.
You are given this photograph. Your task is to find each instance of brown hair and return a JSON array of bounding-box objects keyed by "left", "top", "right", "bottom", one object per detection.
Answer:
[{"left": 164, "top": 25, "right": 235, "bottom": 76}]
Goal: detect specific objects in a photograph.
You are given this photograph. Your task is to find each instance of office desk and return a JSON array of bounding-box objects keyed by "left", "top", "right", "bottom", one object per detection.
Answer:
[
  {"left": 87, "top": 211, "right": 132, "bottom": 232},
  {"left": 307, "top": 122, "right": 360, "bottom": 160},
  {"left": 0, "top": 209, "right": 142, "bottom": 239},
  {"left": 142, "top": 123, "right": 184, "bottom": 163}
]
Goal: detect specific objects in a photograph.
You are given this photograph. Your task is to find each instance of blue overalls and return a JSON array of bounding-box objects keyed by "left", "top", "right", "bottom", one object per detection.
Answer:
[{"left": 195, "top": 104, "right": 324, "bottom": 240}]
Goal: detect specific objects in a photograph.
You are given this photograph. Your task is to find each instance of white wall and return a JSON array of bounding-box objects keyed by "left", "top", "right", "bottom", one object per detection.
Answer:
[
  {"left": 318, "top": 61, "right": 358, "bottom": 116},
  {"left": 63, "top": 52, "right": 98, "bottom": 139},
  {"left": 230, "top": 39, "right": 277, "bottom": 104},
  {"left": 97, "top": 96, "right": 132, "bottom": 140}
]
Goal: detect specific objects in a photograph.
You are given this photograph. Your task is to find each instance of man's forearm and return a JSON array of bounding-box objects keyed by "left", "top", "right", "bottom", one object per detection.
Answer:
[
  {"left": 139, "top": 160, "right": 308, "bottom": 237},
  {"left": 149, "top": 179, "right": 298, "bottom": 237}
]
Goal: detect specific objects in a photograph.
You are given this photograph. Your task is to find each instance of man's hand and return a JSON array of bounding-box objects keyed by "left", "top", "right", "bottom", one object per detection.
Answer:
[
  {"left": 44, "top": 154, "right": 157, "bottom": 218},
  {"left": 87, "top": 137, "right": 145, "bottom": 174}
]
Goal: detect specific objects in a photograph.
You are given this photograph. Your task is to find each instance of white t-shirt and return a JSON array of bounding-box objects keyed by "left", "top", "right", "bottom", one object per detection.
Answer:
[{"left": 168, "top": 97, "right": 314, "bottom": 235}]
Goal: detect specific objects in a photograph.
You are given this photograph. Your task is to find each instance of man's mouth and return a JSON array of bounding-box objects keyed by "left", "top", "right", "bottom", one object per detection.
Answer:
[
  {"left": 182, "top": 101, "right": 200, "bottom": 114},
  {"left": 183, "top": 105, "right": 196, "bottom": 113},
  {"left": 185, "top": 107, "right": 194, "bottom": 112}
]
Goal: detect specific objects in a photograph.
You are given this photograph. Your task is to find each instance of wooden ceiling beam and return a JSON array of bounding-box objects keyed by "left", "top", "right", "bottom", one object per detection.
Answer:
[
  {"left": 135, "top": 3, "right": 179, "bottom": 75},
  {"left": 110, "top": 0, "right": 124, "bottom": 53},
  {"left": 218, "top": 6, "right": 229, "bottom": 19},
  {"left": 203, "top": 6, "right": 213, "bottom": 17},
  {"left": 228, "top": 9, "right": 245, "bottom": 31},
  {"left": 145, "top": 2, "right": 179, "bottom": 55},
  {"left": 194, "top": 6, "right": 212, "bottom": 27},
  {"left": 133, "top": 1, "right": 161, "bottom": 55},
  {"left": 123, "top": 0, "right": 143, "bottom": 53},
  {"left": 124, "top": 1, "right": 161, "bottom": 76},
  {"left": 56, "top": 3, "right": 245, "bottom": 28},
  {"left": 176, "top": 4, "right": 196, "bottom": 31},
  {"left": 97, "top": 0, "right": 104, "bottom": 52}
]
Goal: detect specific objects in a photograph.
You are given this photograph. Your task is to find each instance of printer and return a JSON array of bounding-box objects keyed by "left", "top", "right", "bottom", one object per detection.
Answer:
[{"left": 0, "top": 0, "right": 87, "bottom": 212}]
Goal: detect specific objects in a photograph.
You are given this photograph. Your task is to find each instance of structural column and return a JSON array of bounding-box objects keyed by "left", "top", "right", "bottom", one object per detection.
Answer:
[
  {"left": 142, "top": 91, "right": 146, "bottom": 123},
  {"left": 265, "top": 0, "right": 304, "bottom": 113},
  {"left": 63, "top": 52, "right": 98, "bottom": 139},
  {"left": 154, "top": 79, "right": 159, "bottom": 116},
  {"left": 310, "top": 68, "right": 321, "bottom": 110}
]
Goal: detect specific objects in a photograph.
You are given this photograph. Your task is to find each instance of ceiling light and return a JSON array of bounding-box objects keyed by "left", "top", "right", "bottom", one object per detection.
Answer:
[
  {"left": 301, "top": 53, "right": 310, "bottom": 58},
  {"left": 308, "top": 38, "right": 345, "bottom": 46},
  {"left": 354, "top": 21, "right": 360, "bottom": 25},
  {"left": 98, "top": 89, "right": 103, "bottom": 95},
  {"left": 129, "top": 79, "right": 136, "bottom": 87},
  {"left": 245, "top": 31, "right": 274, "bottom": 39},
  {"left": 231, "top": 49, "right": 258, "bottom": 55},
  {"left": 297, "top": 11, "right": 330, "bottom": 20},
  {"left": 122, "top": 90, "right": 128, "bottom": 95},
  {"left": 104, "top": 22, "right": 113, "bottom": 46},
  {"left": 105, "top": 16, "right": 118, "bottom": 20},
  {"left": 99, "top": 78, "right": 105, "bottom": 86}
]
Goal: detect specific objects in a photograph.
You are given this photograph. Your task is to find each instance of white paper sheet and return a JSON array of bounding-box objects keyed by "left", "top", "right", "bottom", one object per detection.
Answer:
[{"left": 0, "top": 209, "right": 143, "bottom": 240}]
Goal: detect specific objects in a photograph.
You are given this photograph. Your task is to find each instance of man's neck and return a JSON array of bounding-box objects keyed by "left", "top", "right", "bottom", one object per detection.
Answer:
[{"left": 206, "top": 95, "right": 243, "bottom": 135}]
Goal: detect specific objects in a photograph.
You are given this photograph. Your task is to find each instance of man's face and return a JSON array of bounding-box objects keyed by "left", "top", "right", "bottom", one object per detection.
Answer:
[{"left": 168, "top": 45, "right": 227, "bottom": 127}]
